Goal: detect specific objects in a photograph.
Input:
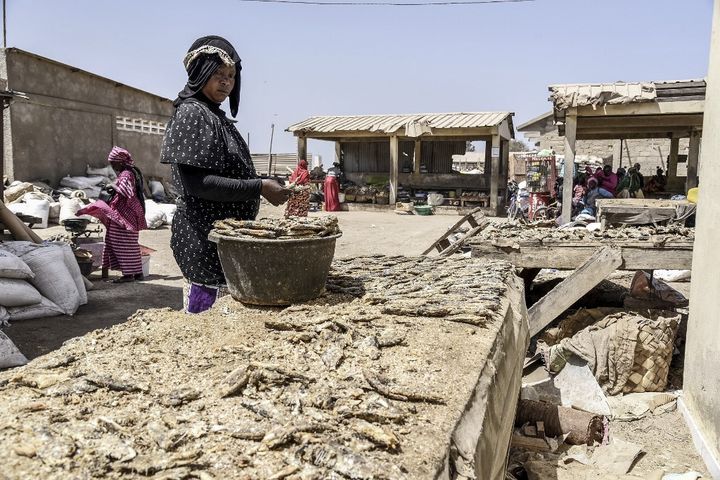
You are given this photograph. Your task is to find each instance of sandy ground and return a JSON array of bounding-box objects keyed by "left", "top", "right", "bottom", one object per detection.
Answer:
[{"left": 0, "top": 205, "right": 709, "bottom": 477}]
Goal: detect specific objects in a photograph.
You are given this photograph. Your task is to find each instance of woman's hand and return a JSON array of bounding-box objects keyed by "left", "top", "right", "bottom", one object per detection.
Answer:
[{"left": 261, "top": 179, "right": 291, "bottom": 206}]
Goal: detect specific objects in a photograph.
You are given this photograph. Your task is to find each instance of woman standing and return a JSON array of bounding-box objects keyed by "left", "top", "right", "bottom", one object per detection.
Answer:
[
  {"left": 324, "top": 162, "right": 341, "bottom": 212},
  {"left": 77, "top": 147, "right": 147, "bottom": 283},
  {"left": 285, "top": 159, "right": 311, "bottom": 217},
  {"left": 160, "top": 36, "right": 289, "bottom": 313}
]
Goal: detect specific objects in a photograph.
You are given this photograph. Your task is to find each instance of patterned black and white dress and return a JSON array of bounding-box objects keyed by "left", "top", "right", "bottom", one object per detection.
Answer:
[{"left": 160, "top": 97, "right": 260, "bottom": 287}]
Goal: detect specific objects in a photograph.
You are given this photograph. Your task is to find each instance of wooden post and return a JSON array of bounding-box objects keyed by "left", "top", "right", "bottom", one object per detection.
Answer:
[
  {"left": 686, "top": 131, "right": 701, "bottom": 191},
  {"left": 334, "top": 141, "right": 341, "bottom": 167},
  {"left": 560, "top": 111, "right": 577, "bottom": 224},
  {"left": 666, "top": 137, "right": 680, "bottom": 192},
  {"left": 501, "top": 139, "right": 509, "bottom": 208},
  {"left": 413, "top": 139, "right": 422, "bottom": 175},
  {"left": 0, "top": 99, "right": 4, "bottom": 199},
  {"left": 389, "top": 135, "right": 399, "bottom": 205},
  {"left": 297, "top": 135, "right": 307, "bottom": 165},
  {"left": 490, "top": 135, "right": 500, "bottom": 213}
]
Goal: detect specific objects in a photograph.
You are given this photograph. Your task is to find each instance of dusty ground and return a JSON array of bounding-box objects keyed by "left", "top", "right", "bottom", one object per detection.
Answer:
[{"left": 0, "top": 206, "right": 709, "bottom": 477}]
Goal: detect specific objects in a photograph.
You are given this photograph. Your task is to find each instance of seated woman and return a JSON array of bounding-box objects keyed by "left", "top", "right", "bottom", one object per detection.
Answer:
[{"left": 579, "top": 177, "right": 613, "bottom": 217}]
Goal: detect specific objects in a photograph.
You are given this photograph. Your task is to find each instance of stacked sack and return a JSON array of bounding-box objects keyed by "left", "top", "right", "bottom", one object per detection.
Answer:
[{"left": 0, "top": 242, "right": 88, "bottom": 325}]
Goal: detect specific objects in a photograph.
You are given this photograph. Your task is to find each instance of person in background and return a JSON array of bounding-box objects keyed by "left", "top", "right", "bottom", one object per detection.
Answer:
[
  {"left": 572, "top": 173, "right": 588, "bottom": 215},
  {"left": 594, "top": 164, "right": 618, "bottom": 196},
  {"left": 324, "top": 162, "right": 342, "bottom": 212},
  {"left": 160, "top": 35, "right": 289, "bottom": 314},
  {"left": 616, "top": 166, "right": 645, "bottom": 198},
  {"left": 77, "top": 147, "right": 147, "bottom": 283},
  {"left": 580, "top": 177, "right": 614, "bottom": 217},
  {"left": 616, "top": 166, "right": 626, "bottom": 183},
  {"left": 633, "top": 163, "right": 645, "bottom": 191},
  {"left": 285, "top": 159, "right": 311, "bottom": 217},
  {"left": 644, "top": 167, "right": 667, "bottom": 194}
]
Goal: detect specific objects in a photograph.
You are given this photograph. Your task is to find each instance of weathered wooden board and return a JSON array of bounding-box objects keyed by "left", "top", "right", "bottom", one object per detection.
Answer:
[{"left": 527, "top": 247, "right": 623, "bottom": 336}]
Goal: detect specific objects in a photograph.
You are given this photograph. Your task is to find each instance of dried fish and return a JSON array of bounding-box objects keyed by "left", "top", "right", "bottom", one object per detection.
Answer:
[
  {"left": 363, "top": 370, "right": 445, "bottom": 405},
  {"left": 350, "top": 419, "right": 400, "bottom": 451},
  {"left": 213, "top": 216, "right": 341, "bottom": 240}
]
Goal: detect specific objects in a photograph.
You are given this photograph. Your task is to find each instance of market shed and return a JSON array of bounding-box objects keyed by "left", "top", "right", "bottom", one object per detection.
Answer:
[
  {"left": 549, "top": 80, "right": 705, "bottom": 222},
  {"left": 287, "top": 112, "right": 515, "bottom": 213}
]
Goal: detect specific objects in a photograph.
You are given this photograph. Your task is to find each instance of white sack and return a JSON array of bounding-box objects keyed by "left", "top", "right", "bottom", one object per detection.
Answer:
[
  {"left": 59, "top": 175, "right": 106, "bottom": 190},
  {"left": 0, "top": 330, "right": 28, "bottom": 369},
  {"left": 1, "top": 242, "right": 82, "bottom": 315},
  {"left": 144, "top": 199, "right": 167, "bottom": 229},
  {"left": 59, "top": 196, "right": 85, "bottom": 223},
  {"left": 156, "top": 203, "right": 177, "bottom": 225},
  {"left": 86, "top": 164, "right": 117, "bottom": 181},
  {"left": 149, "top": 180, "right": 166, "bottom": 198},
  {"left": 8, "top": 296, "right": 65, "bottom": 321},
  {"left": 654, "top": 269, "right": 691, "bottom": 282},
  {"left": 48, "top": 241, "right": 88, "bottom": 306},
  {"left": 0, "top": 278, "right": 42, "bottom": 307},
  {"left": 0, "top": 250, "right": 34, "bottom": 280}
]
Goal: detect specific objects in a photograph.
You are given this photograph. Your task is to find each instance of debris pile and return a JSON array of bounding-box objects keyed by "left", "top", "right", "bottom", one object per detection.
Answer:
[
  {"left": 0, "top": 255, "right": 523, "bottom": 479},
  {"left": 212, "top": 215, "right": 340, "bottom": 239}
]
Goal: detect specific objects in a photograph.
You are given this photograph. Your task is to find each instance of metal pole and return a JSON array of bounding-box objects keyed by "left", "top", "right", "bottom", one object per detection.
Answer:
[
  {"left": 266, "top": 123, "right": 275, "bottom": 176},
  {"left": 3, "top": 0, "right": 6, "bottom": 49}
]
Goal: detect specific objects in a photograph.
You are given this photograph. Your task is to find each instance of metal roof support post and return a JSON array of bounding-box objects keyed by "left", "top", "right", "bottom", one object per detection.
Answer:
[
  {"left": 490, "top": 135, "right": 501, "bottom": 214},
  {"left": 389, "top": 135, "right": 399, "bottom": 205},
  {"left": 561, "top": 111, "right": 577, "bottom": 224},
  {"left": 686, "top": 131, "right": 701, "bottom": 191}
]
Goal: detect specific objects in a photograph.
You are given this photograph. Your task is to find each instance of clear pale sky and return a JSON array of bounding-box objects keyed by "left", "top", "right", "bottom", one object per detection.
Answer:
[{"left": 8, "top": 0, "right": 714, "bottom": 164}]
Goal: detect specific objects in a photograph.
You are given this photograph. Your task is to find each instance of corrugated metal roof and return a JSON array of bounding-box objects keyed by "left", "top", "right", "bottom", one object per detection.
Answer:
[
  {"left": 287, "top": 112, "right": 513, "bottom": 135},
  {"left": 548, "top": 79, "right": 706, "bottom": 110}
]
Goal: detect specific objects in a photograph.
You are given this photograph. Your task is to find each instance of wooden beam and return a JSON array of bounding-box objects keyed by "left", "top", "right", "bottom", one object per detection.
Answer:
[
  {"left": 527, "top": 247, "right": 623, "bottom": 336},
  {"left": 576, "top": 100, "right": 705, "bottom": 117},
  {"left": 389, "top": 135, "right": 399, "bottom": 205},
  {"left": 489, "top": 135, "right": 500, "bottom": 212},
  {"left": 578, "top": 114, "right": 704, "bottom": 128},
  {"left": 686, "top": 131, "right": 701, "bottom": 191},
  {"left": 297, "top": 135, "right": 307, "bottom": 163},
  {"left": 501, "top": 138, "right": 510, "bottom": 208},
  {"left": 576, "top": 132, "right": 683, "bottom": 141},
  {"left": 561, "top": 112, "right": 577, "bottom": 224},
  {"left": 471, "top": 242, "right": 693, "bottom": 270},
  {"left": 414, "top": 140, "right": 422, "bottom": 175}
]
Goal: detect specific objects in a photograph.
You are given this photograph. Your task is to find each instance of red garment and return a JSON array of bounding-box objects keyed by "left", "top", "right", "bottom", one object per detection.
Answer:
[
  {"left": 78, "top": 169, "right": 147, "bottom": 232},
  {"left": 290, "top": 159, "right": 310, "bottom": 185},
  {"left": 594, "top": 171, "right": 618, "bottom": 195},
  {"left": 324, "top": 175, "right": 341, "bottom": 212}
]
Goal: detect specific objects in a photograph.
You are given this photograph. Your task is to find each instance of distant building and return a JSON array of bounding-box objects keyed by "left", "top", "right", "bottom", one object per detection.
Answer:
[
  {"left": 251, "top": 153, "right": 312, "bottom": 177},
  {"left": 1, "top": 48, "right": 174, "bottom": 186}
]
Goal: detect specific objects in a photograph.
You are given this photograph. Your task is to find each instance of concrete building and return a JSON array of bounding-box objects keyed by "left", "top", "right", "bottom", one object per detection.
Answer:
[
  {"left": 1, "top": 48, "right": 173, "bottom": 187},
  {"left": 518, "top": 111, "right": 690, "bottom": 177}
]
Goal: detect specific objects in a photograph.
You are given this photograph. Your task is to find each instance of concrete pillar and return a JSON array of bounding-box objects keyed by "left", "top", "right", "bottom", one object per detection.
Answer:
[
  {"left": 489, "top": 135, "right": 500, "bottom": 213},
  {"left": 560, "top": 111, "right": 577, "bottom": 224},
  {"left": 686, "top": 131, "right": 701, "bottom": 191},
  {"left": 684, "top": 0, "right": 720, "bottom": 473},
  {"left": 389, "top": 135, "right": 399, "bottom": 205}
]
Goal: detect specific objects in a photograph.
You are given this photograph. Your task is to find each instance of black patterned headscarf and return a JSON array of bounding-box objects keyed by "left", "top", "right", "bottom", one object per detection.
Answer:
[{"left": 174, "top": 36, "right": 242, "bottom": 117}]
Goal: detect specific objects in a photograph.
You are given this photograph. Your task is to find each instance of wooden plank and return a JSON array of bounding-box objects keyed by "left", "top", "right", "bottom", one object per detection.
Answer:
[
  {"left": 489, "top": 136, "right": 500, "bottom": 212},
  {"left": 438, "top": 218, "right": 489, "bottom": 257},
  {"left": 420, "top": 208, "right": 483, "bottom": 256},
  {"left": 527, "top": 247, "right": 623, "bottom": 336},
  {"left": 471, "top": 244, "right": 693, "bottom": 271},
  {"left": 389, "top": 135, "right": 399, "bottom": 205},
  {"left": 561, "top": 112, "right": 577, "bottom": 224},
  {"left": 576, "top": 100, "right": 705, "bottom": 117}
]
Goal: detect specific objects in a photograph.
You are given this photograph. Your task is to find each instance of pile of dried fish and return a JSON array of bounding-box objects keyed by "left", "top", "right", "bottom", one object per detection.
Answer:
[
  {"left": 469, "top": 221, "right": 694, "bottom": 245},
  {"left": 212, "top": 215, "right": 340, "bottom": 240},
  {"left": 0, "top": 256, "right": 517, "bottom": 479}
]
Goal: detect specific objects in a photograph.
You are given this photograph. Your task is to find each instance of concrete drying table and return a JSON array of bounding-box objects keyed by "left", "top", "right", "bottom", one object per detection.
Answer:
[{"left": 0, "top": 255, "right": 529, "bottom": 480}]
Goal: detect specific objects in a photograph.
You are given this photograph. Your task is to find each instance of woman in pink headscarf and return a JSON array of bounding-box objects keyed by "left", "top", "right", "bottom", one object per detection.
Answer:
[{"left": 78, "top": 146, "right": 147, "bottom": 283}]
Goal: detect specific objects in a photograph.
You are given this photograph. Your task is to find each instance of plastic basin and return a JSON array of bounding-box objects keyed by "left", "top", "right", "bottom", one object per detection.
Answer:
[{"left": 209, "top": 231, "right": 341, "bottom": 306}]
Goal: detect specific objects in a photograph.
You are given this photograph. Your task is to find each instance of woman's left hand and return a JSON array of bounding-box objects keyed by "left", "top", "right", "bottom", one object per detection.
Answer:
[{"left": 261, "top": 179, "right": 291, "bottom": 206}]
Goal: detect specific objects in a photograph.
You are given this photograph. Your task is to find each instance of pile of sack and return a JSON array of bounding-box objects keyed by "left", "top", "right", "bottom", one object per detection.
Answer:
[
  {"left": 3, "top": 164, "right": 178, "bottom": 230},
  {"left": 0, "top": 242, "right": 88, "bottom": 323}
]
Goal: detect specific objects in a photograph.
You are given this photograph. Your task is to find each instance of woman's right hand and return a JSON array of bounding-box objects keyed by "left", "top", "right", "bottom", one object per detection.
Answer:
[{"left": 261, "top": 179, "right": 291, "bottom": 206}]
